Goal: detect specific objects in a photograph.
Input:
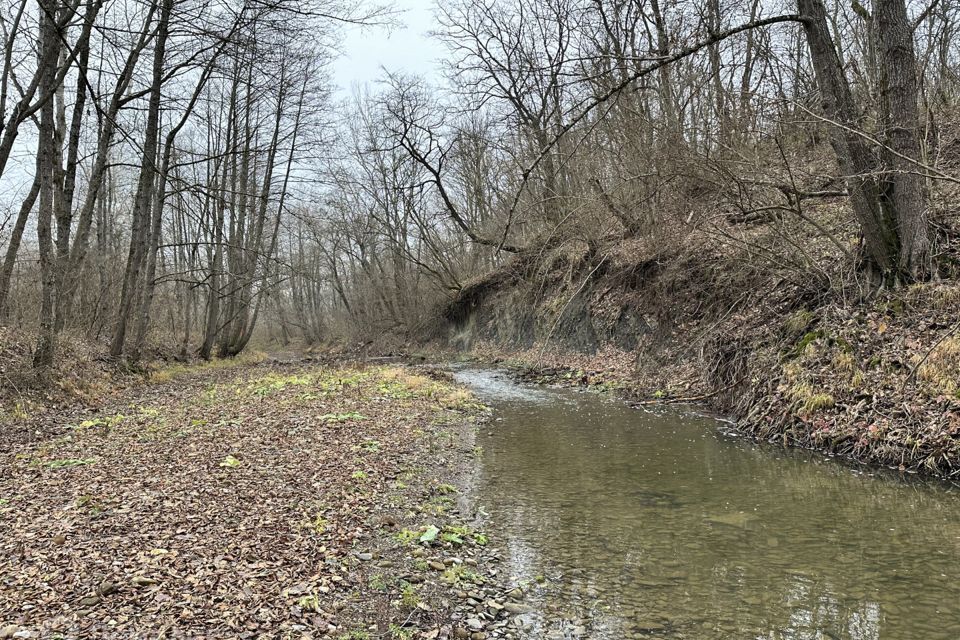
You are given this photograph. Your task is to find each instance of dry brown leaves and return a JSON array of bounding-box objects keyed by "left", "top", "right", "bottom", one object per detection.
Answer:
[{"left": 0, "top": 362, "right": 484, "bottom": 639}]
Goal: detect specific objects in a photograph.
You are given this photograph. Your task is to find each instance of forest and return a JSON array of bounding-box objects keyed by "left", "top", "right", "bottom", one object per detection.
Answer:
[
  {"left": 3, "top": 0, "right": 960, "bottom": 637},
  {"left": 1, "top": 0, "right": 957, "bottom": 368}
]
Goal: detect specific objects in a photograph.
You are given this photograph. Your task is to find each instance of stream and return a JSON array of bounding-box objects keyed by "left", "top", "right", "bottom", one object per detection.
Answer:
[{"left": 454, "top": 368, "right": 960, "bottom": 639}]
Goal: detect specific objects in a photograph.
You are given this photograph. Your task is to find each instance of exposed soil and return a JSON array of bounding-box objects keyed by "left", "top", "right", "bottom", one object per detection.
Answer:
[
  {"left": 0, "top": 360, "right": 531, "bottom": 639},
  {"left": 434, "top": 235, "right": 960, "bottom": 479}
]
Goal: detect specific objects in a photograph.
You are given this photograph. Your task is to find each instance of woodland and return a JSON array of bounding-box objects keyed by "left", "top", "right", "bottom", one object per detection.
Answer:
[
  {"left": 0, "top": 0, "right": 956, "bottom": 371},
  {"left": 4, "top": 1, "right": 960, "bottom": 637}
]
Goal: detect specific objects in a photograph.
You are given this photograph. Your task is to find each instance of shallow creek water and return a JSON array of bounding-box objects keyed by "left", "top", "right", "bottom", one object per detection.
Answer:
[{"left": 453, "top": 368, "right": 960, "bottom": 640}]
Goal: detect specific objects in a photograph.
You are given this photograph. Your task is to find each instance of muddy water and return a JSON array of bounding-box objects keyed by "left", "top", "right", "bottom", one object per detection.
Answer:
[{"left": 454, "top": 369, "right": 960, "bottom": 640}]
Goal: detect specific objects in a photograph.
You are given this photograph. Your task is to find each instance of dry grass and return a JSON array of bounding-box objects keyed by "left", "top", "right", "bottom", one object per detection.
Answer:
[
  {"left": 905, "top": 282, "right": 960, "bottom": 310},
  {"left": 832, "top": 351, "right": 858, "bottom": 375},
  {"left": 783, "top": 309, "right": 815, "bottom": 335},
  {"left": 916, "top": 337, "right": 960, "bottom": 397},
  {"left": 148, "top": 351, "right": 266, "bottom": 383},
  {"left": 0, "top": 328, "right": 114, "bottom": 424},
  {"left": 379, "top": 367, "right": 483, "bottom": 411},
  {"left": 379, "top": 366, "right": 432, "bottom": 391},
  {"left": 437, "top": 387, "right": 476, "bottom": 410},
  {"left": 786, "top": 381, "right": 836, "bottom": 416}
]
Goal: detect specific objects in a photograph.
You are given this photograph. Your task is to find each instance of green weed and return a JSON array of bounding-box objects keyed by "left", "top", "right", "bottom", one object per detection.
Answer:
[
  {"left": 219, "top": 455, "right": 241, "bottom": 468},
  {"left": 46, "top": 458, "right": 96, "bottom": 469},
  {"left": 399, "top": 582, "right": 420, "bottom": 609}
]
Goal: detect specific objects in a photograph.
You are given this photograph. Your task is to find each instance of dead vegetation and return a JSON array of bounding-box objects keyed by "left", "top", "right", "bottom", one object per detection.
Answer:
[
  {"left": 441, "top": 209, "right": 960, "bottom": 477},
  {"left": 0, "top": 362, "right": 493, "bottom": 638}
]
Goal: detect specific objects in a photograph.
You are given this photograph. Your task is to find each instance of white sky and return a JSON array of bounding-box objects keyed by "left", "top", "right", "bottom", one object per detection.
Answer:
[
  {"left": 331, "top": 0, "right": 445, "bottom": 94},
  {"left": 0, "top": 0, "right": 446, "bottom": 210}
]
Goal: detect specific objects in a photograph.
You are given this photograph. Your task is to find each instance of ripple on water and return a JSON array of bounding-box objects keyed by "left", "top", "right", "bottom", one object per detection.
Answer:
[{"left": 459, "top": 368, "right": 960, "bottom": 640}]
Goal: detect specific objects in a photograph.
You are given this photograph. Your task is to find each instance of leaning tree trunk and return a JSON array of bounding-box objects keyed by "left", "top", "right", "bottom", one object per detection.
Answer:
[
  {"left": 876, "top": 0, "right": 931, "bottom": 280},
  {"left": 797, "top": 0, "right": 900, "bottom": 278},
  {"left": 0, "top": 157, "right": 40, "bottom": 320}
]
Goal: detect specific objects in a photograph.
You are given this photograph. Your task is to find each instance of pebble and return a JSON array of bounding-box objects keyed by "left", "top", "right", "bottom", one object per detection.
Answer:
[
  {"left": 355, "top": 552, "right": 373, "bottom": 561},
  {"left": 131, "top": 576, "right": 157, "bottom": 587},
  {"left": 502, "top": 603, "right": 532, "bottom": 614},
  {"left": 0, "top": 626, "right": 18, "bottom": 640},
  {"left": 97, "top": 580, "right": 118, "bottom": 596},
  {"left": 466, "top": 618, "right": 484, "bottom": 630}
]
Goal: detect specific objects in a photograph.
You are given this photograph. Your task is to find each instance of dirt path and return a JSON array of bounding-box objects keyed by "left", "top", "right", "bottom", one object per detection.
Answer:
[{"left": 0, "top": 362, "right": 514, "bottom": 639}]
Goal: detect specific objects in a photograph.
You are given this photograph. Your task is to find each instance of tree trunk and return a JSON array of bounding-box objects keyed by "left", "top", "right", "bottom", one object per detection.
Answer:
[
  {"left": 52, "top": 0, "right": 98, "bottom": 332},
  {"left": 797, "top": 0, "right": 899, "bottom": 277},
  {"left": 110, "top": 0, "right": 172, "bottom": 358},
  {"left": 33, "top": 0, "right": 61, "bottom": 369},
  {"left": 61, "top": 0, "right": 159, "bottom": 322},
  {"left": 0, "top": 159, "right": 40, "bottom": 320},
  {"left": 876, "top": 0, "right": 931, "bottom": 280},
  {"left": 649, "top": 0, "right": 680, "bottom": 142}
]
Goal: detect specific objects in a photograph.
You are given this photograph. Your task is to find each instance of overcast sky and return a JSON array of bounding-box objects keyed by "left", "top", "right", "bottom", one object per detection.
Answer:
[
  {"left": 331, "top": 0, "right": 445, "bottom": 94},
  {"left": 0, "top": 0, "right": 446, "bottom": 200}
]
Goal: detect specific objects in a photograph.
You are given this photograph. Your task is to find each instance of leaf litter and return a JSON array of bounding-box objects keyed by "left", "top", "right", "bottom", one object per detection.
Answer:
[{"left": 0, "top": 362, "right": 496, "bottom": 639}]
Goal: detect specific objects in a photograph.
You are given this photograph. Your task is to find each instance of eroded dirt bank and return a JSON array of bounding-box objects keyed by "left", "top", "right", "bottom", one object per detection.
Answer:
[
  {"left": 437, "top": 238, "right": 960, "bottom": 478},
  {"left": 0, "top": 361, "right": 532, "bottom": 639}
]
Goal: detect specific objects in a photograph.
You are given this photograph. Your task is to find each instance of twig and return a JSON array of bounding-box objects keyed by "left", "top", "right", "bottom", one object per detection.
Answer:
[
  {"left": 630, "top": 375, "right": 748, "bottom": 406},
  {"left": 902, "top": 320, "right": 960, "bottom": 392}
]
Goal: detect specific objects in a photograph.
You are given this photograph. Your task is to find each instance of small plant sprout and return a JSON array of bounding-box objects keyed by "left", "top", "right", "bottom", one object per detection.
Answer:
[
  {"left": 388, "top": 624, "right": 414, "bottom": 640},
  {"left": 368, "top": 574, "right": 388, "bottom": 591},
  {"left": 398, "top": 581, "right": 420, "bottom": 609},
  {"left": 418, "top": 525, "right": 440, "bottom": 543},
  {"left": 359, "top": 439, "right": 381, "bottom": 452},
  {"left": 219, "top": 455, "right": 241, "bottom": 468},
  {"left": 46, "top": 458, "right": 96, "bottom": 469},
  {"left": 312, "top": 514, "right": 328, "bottom": 534},
  {"left": 297, "top": 593, "right": 322, "bottom": 612},
  {"left": 394, "top": 528, "right": 419, "bottom": 545}
]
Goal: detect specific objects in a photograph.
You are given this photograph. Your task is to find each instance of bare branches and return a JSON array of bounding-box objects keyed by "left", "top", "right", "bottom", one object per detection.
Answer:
[{"left": 381, "top": 74, "right": 524, "bottom": 253}]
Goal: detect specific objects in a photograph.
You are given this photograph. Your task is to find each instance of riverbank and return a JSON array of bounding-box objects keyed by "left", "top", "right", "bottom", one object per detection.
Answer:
[
  {"left": 450, "top": 367, "right": 960, "bottom": 639},
  {"left": 438, "top": 237, "right": 960, "bottom": 479},
  {"left": 0, "top": 360, "right": 531, "bottom": 639}
]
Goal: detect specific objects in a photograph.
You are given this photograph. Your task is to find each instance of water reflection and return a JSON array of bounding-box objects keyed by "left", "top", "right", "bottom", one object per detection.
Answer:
[{"left": 455, "top": 369, "right": 960, "bottom": 639}]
